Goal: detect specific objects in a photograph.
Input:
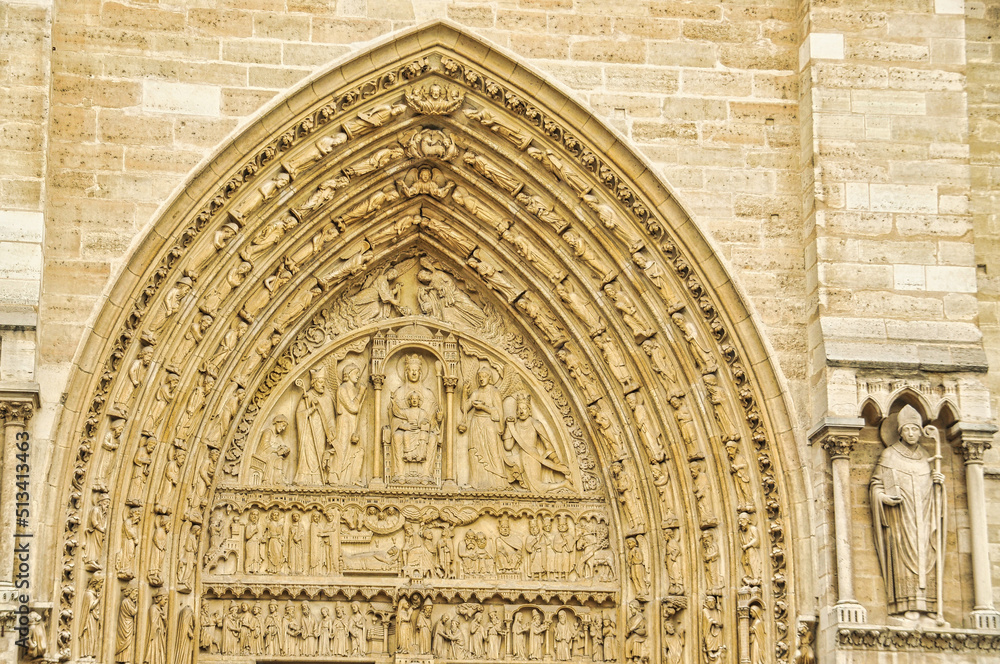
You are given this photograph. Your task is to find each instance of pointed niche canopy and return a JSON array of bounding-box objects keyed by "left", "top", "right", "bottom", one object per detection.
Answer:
[{"left": 51, "top": 21, "right": 806, "bottom": 664}]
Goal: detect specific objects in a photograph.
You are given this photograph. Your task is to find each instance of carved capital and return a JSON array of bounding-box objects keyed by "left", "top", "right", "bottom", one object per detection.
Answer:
[
  {"left": 370, "top": 374, "right": 385, "bottom": 390},
  {"left": 0, "top": 400, "right": 34, "bottom": 426},
  {"left": 820, "top": 435, "right": 857, "bottom": 460},
  {"left": 809, "top": 417, "right": 865, "bottom": 462},
  {"left": 961, "top": 439, "right": 991, "bottom": 464},
  {"left": 948, "top": 421, "right": 998, "bottom": 465},
  {"left": 442, "top": 376, "right": 459, "bottom": 392}
]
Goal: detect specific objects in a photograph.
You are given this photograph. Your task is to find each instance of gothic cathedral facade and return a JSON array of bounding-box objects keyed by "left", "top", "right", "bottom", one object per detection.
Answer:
[{"left": 0, "top": 4, "right": 998, "bottom": 664}]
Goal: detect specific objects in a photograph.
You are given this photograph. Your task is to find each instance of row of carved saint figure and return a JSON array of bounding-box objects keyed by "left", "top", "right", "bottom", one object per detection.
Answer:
[{"left": 200, "top": 598, "right": 622, "bottom": 662}]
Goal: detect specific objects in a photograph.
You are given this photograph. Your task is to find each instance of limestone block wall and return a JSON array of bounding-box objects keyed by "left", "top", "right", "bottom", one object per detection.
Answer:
[
  {"left": 0, "top": 1, "right": 46, "bottom": 388},
  {"left": 805, "top": 0, "right": 980, "bottom": 388}
]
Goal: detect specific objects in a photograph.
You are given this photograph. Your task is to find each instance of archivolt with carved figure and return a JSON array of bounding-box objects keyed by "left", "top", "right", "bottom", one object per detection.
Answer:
[{"left": 50, "top": 23, "right": 802, "bottom": 664}]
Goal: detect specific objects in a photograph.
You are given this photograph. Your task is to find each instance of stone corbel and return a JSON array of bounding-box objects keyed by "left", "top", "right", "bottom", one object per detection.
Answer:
[
  {"left": 808, "top": 417, "right": 867, "bottom": 625},
  {"left": 948, "top": 421, "right": 1000, "bottom": 631}
]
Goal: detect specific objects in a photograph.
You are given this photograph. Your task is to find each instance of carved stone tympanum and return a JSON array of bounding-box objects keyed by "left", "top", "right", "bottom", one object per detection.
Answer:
[{"left": 51, "top": 35, "right": 803, "bottom": 664}]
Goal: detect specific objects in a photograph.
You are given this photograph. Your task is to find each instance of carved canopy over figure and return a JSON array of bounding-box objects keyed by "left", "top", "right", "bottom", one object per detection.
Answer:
[
  {"left": 389, "top": 353, "right": 443, "bottom": 482},
  {"left": 870, "top": 404, "right": 945, "bottom": 617}
]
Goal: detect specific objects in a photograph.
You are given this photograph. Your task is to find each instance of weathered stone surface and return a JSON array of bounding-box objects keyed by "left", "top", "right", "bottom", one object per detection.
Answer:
[{"left": 3, "top": 6, "right": 1000, "bottom": 664}]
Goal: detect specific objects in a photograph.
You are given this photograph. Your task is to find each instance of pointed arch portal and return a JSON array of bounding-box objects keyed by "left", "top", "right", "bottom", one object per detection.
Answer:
[{"left": 51, "top": 22, "right": 807, "bottom": 664}]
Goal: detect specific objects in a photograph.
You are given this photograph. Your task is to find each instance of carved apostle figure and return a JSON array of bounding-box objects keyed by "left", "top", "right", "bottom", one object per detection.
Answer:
[
  {"left": 468, "top": 256, "right": 523, "bottom": 302},
  {"left": 117, "top": 509, "right": 141, "bottom": 580},
  {"left": 416, "top": 262, "right": 485, "bottom": 327},
  {"left": 288, "top": 512, "right": 305, "bottom": 574},
  {"left": 396, "top": 598, "right": 414, "bottom": 653},
  {"left": 263, "top": 602, "right": 281, "bottom": 655},
  {"left": 116, "top": 586, "right": 139, "bottom": 664},
  {"left": 416, "top": 602, "right": 434, "bottom": 655},
  {"left": 554, "top": 610, "right": 575, "bottom": 661},
  {"left": 611, "top": 461, "right": 644, "bottom": 533},
  {"left": 869, "top": 404, "right": 944, "bottom": 617},
  {"left": 24, "top": 612, "right": 46, "bottom": 660},
  {"left": 178, "top": 524, "right": 200, "bottom": 590},
  {"left": 554, "top": 279, "right": 605, "bottom": 336},
  {"left": 502, "top": 392, "right": 572, "bottom": 493},
  {"left": 84, "top": 494, "right": 110, "bottom": 570},
  {"left": 331, "top": 605, "right": 348, "bottom": 656},
  {"left": 663, "top": 616, "right": 684, "bottom": 664},
  {"left": 494, "top": 514, "right": 523, "bottom": 574},
  {"left": 702, "top": 595, "right": 724, "bottom": 664},
  {"left": 625, "top": 601, "right": 647, "bottom": 664},
  {"left": 453, "top": 186, "right": 510, "bottom": 232},
  {"left": 465, "top": 106, "right": 532, "bottom": 149},
  {"left": 528, "top": 610, "right": 549, "bottom": 660},
  {"left": 527, "top": 146, "right": 590, "bottom": 194},
  {"left": 80, "top": 573, "right": 104, "bottom": 657},
  {"left": 348, "top": 602, "right": 367, "bottom": 655},
  {"left": 342, "top": 103, "right": 407, "bottom": 139},
  {"left": 265, "top": 510, "right": 286, "bottom": 574},
  {"left": 296, "top": 174, "right": 349, "bottom": 218},
  {"left": 144, "top": 592, "right": 168, "bottom": 664},
  {"left": 563, "top": 229, "right": 614, "bottom": 284},
  {"left": 738, "top": 511, "right": 762, "bottom": 587},
  {"left": 259, "top": 416, "right": 290, "bottom": 485},
  {"left": 346, "top": 145, "right": 406, "bottom": 178},
  {"left": 463, "top": 150, "right": 523, "bottom": 195},
  {"left": 352, "top": 265, "right": 410, "bottom": 323},
  {"left": 335, "top": 184, "right": 401, "bottom": 227}
]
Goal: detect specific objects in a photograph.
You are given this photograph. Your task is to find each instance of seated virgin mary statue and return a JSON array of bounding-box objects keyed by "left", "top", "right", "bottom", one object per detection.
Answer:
[{"left": 388, "top": 354, "right": 442, "bottom": 482}]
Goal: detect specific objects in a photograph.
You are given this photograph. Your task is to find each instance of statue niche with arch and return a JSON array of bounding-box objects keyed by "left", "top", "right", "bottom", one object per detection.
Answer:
[
  {"left": 384, "top": 350, "right": 445, "bottom": 485},
  {"left": 869, "top": 398, "right": 948, "bottom": 626}
]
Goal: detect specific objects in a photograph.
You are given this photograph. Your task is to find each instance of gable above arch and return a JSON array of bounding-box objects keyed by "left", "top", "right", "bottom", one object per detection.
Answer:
[{"left": 49, "top": 20, "right": 810, "bottom": 664}]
